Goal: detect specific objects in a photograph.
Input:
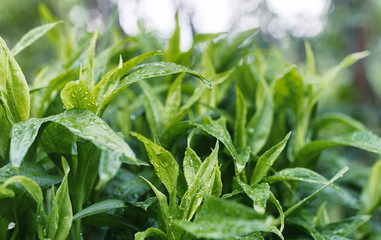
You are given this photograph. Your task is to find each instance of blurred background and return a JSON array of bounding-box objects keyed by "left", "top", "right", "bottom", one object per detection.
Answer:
[{"left": 1, "top": 0, "right": 380, "bottom": 130}]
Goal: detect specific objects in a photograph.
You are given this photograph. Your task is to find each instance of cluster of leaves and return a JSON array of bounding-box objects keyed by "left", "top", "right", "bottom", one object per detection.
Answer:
[{"left": 0, "top": 5, "right": 381, "bottom": 240}]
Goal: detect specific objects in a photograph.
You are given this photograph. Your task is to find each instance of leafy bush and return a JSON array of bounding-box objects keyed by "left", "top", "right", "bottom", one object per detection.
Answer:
[{"left": 0, "top": 5, "right": 380, "bottom": 240}]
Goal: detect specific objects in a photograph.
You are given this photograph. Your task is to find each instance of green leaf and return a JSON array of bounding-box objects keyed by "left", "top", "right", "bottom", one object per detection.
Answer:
[
  {"left": 135, "top": 227, "right": 167, "bottom": 240},
  {"left": 287, "top": 212, "right": 325, "bottom": 240},
  {"left": 94, "top": 51, "right": 164, "bottom": 107},
  {"left": 265, "top": 168, "right": 334, "bottom": 185},
  {"left": 60, "top": 80, "right": 97, "bottom": 113},
  {"left": 11, "top": 21, "right": 62, "bottom": 56},
  {"left": 234, "top": 86, "right": 247, "bottom": 149},
  {"left": 305, "top": 42, "right": 315, "bottom": 75},
  {"left": 247, "top": 78, "right": 273, "bottom": 155},
  {"left": 250, "top": 132, "right": 291, "bottom": 185},
  {"left": 284, "top": 167, "right": 349, "bottom": 217},
  {"left": 318, "top": 215, "right": 371, "bottom": 237},
  {"left": 138, "top": 80, "right": 164, "bottom": 137},
  {"left": 46, "top": 158, "right": 72, "bottom": 240},
  {"left": 312, "top": 113, "right": 368, "bottom": 134},
  {"left": 132, "top": 132, "right": 178, "bottom": 195},
  {"left": 175, "top": 196, "right": 282, "bottom": 239},
  {"left": 295, "top": 131, "right": 381, "bottom": 167},
  {"left": 141, "top": 177, "right": 173, "bottom": 238},
  {"left": 0, "top": 36, "right": 30, "bottom": 124},
  {"left": 273, "top": 67, "right": 303, "bottom": 114},
  {"left": 179, "top": 141, "right": 219, "bottom": 221},
  {"left": 3, "top": 175, "right": 45, "bottom": 219},
  {"left": 98, "top": 62, "right": 211, "bottom": 115},
  {"left": 73, "top": 199, "right": 126, "bottom": 221},
  {"left": 82, "top": 29, "right": 99, "bottom": 91},
  {"left": 37, "top": 69, "right": 79, "bottom": 117},
  {"left": 238, "top": 180, "right": 270, "bottom": 214},
  {"left": 164, "top": 75, "right": 182, "bottom": 127},
  {"left": 183, "top": 146, "right": 202, "bottom": 188},
  {"left": 96, "top": 149, "right": 123, "bottom": 190},
  {"left": 0, "top": 162, "right": 61, "bottom": 188},
  {"left": 10, "top": 108, "right": 143, "bottom": 167},
  {"left": 269, "top": 192, "right": 285, "bottom": 232},
  {"left": 361, "top": 160, "right": 381, "bottom": 214},
  {"left": 193, "top": 117, "right": 237, "bottom": 159}
]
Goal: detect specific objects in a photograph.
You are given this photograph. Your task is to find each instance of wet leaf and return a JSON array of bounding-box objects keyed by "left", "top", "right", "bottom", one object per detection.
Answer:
[
  {"left": 10, "top": 109, "right": 143, "bottom": 167},
  {"left": 175, "top": 196, "right": 282, "bottom": 239},
  {"left": 132, "top": 132, "right": 178, "bottom": 195},
  {"left": 250, "top": 132, "right": 290, "bottom": 185},
  {"left": 0, "top": 36, "right": 30, "bottom": 124},
  {"left": 11, "top": 21, "right": 61, "bottom": 56}
]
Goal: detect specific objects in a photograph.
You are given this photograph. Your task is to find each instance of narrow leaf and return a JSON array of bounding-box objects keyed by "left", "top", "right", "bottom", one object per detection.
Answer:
[
  {"left": 132, "top": 132, "right": 179, "bottom": 195},
  {"left": 73, "top": 199, "right": 126, "bottom": 221},
  {"left": 284, "top": 167, "right": 349, "bottom": 217},
  {"left": 98, "top": 62, "right": 211, "bottom": 115},
  {"left": 250, "top": 132, "right": 291, "bottom": 185},
  {"left": 234, "top": 86, "right": 247, "bottom": 149},
  {"left": 295, "top": 131, "right": 381, "bottom": 167},
  {"left": 11, "top": 21, "right": 61, "bottom": 56},
  {"left": 179, "top": 141, "right": 219, "bottom": 221},
  {"left": 46, "top": 158, "right": 72, "bottom": 240}
]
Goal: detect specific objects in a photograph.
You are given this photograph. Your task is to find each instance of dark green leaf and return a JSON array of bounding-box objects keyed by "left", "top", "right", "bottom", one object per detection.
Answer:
[
  {"left": 175, "top": 196, "right": 281, "bottom": 239},
  {"left": 135, "top": 227, "right": 167, "bottom": 240},
  {"left": 285, "top": 167, "right": 349, "bottom": 217},
  {"left": 73, "top": 199, "right": 126, "bottom": 221},
  {"left": 318, "top": 215, "right": 371, "bottom": 237},
  {"left": 46, "top": 158, "right": 72, "bottom": 240},
  {"left": 295, "top": 131, "right": 381, "bottom": 167},
  {"left": 250, "top": 132, "right": 290, "bottom": 185},
  {"left": 0, "top": 162, "right": 61, "bottom": 188},
  {"left": 193, "top": 116, "right": 237, "bottom": 159}
]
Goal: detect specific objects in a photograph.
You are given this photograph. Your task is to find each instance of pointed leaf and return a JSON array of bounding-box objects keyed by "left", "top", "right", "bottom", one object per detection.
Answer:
[
  {"left": 284, "top": 167, "right": 349, "bottom": 217},
  {"left": 247, "top": 79, "right": 273, "bottom": 155},
  {"left": 193, "top": 117, "right": 237, "bottom": 159},
  {"left": 180, "top": 141, "right": 219, "bottom": 221},
  {"left": 98, "top": 62, "right": 211, "bottom": 115},
  {"left": 295, "top": 131, "right": 381, "bottom": 167},
  {"left": 46, "top": 159, "right": 72, "bottom": 240},
  {"left": 11, "top": 21, "right": 61, "bottom": 56},
  {"left": 175, "top": 196, "right": 282, "bottom": 239},
  {"left": 73, "top": 199, "right": 126, "bottom": 221},
  {"left": 0, "top": 37, "right": 30, "bottom": 124},
  {"left": 132, "top": 132, "right": 178, "bottom": 195},
  {"left": 250, "top": 132, "right": 291, "bottom": 185},
  {"left": 10, "top": 108, "right": 142, "bottom": 167},
  {"left": 234, "top": 86, "right": 247, "bottom": 149}
]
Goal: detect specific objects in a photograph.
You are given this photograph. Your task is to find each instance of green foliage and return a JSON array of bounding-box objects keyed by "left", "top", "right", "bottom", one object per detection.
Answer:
[{"left": 0, "top": 6, "right": 379, "bottom": 240}]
